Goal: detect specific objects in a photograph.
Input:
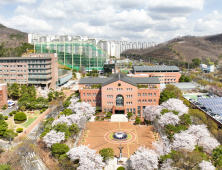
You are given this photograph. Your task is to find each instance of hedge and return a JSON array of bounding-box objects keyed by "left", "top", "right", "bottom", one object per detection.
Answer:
[{"left": 3, "top": 116, "right": 8, "bottom": 120}]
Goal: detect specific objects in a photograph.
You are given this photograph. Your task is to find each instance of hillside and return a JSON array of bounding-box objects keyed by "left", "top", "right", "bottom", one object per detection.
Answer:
[
  {"left": 0, "top": 24, "right": 34, "bottom": 57},
  {"left": 0, "top": 23, "right": 28, "bottom": 48},
  {"left": 122, "top": 34, "right": 222, "bottom": 64}
]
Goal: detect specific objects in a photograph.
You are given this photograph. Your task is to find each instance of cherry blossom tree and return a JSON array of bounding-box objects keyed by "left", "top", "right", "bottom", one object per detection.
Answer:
[
  {"left": 68, "top": 101, "right": 96, "bottom": 119},
  {"left": 160, "top": 159, "right": 173, "bottom": 170},
  {"left": 66, "top": 145, "right": 105, "bottom": 170},
  {"left": 43, "top": 130, "right": 65, "bottom": 148},
  {"left": 160, "top": 99, "right": 189, "bottom": 116},
  {"left": 171, "top": 131, "right": 197, "bottom": 152},
  {"left": 130, "top": 146, "right": 159, "bottom": 170},
  {"left": 198, "top": 137, "right": 220, "bottom": 154},
  {"left": 199, "top": 160, "right": 215, "bottom": 170},
  {"left": 37, "top": 87, "right": 50, "bottom": 99},
  {"left": 158, "top": 112, "right": 180, "bottom": 127},
  {"left": 143, "top": 105, "right": 162, "bottom": 121},
  {"left": 152, "top": 136, "right": 171, "bottom": 156},
  {"left": 185, "top": 125, "right": 220, "bottom": 154}
]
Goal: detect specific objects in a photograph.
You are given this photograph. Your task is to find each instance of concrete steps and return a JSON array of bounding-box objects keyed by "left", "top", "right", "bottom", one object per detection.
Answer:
[{"left": 111, "top": 114, "right": 128, "bottom": 122}]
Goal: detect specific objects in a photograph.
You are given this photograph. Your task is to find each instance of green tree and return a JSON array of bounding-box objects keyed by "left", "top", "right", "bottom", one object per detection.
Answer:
[
  {"left": 48, "top": 92, "right": 54, "bottom": 101},
  {"left": 59, "top": 109, "right": 73, "bottom": 117},
  {"left": 160, "top": 91, "right": 176, "bottom": 104},
  {"left": 184, "top": 76, "right": 191, "bottom": 82},
  {"left": 53, "top": 123, "right": 71, "bottom": 139},
  {"left": 135, "top": 116, "right": 141, "bottom": 124},
  {"left": 0, "top": 114, "right": 8, "bottom": 136},
  {"left": 99, "top": 148, "right": 114, "bottom": 162},
  {"left": 129, "top": 62, "right": 132, "bottom": 67},
  {"left": 215, "top": 60, "right": 219, "bottom": 65},
  {"left": 51, "top": 143, "right": 70, "bottom": 158},
  {"left": 106, "top": 112, "right": 112, "bottom": 117},
  {"left": 68, "top": 123, "right": 79, "bottom": 134},
  {"left": 179, "top": 75, "right": 185, "bottom": 82},
  {"left": 7, "top": 83, "right": 12, "bottom": 99},
  {"left": 2, "top": 104, "right": 7, "bottom": 110},
  {"left": 163, "top": 84, "right": 182, "bottom": 99},
  {"left": 20, "top": 85, "right": 27, "bottom": 95},
  {"left": 160, "top": 149, "right": 208, "bottom": 170},
  {"left": 212, "top": 145, "right": 222, "bottom": 168},
  {"left": 11, "top": 83, "right": 20, "bottom": 98},
  {"left": 0, "top": 164, "right": 12, "bottom": 170},
  {"left": 127, "top": 112, "right": 133, "bottom": 119},
  {"left": 192, "top": 58, "right": 201, "bottom": 67}
]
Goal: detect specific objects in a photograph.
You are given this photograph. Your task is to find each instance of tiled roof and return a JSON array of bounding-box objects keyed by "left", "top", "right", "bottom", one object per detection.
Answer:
[
  {"left": 133, "top": 66, "right": 180, "bottom": 72},
  {"left": 79, "top": 73, "right": 160, "bottom": 86}
]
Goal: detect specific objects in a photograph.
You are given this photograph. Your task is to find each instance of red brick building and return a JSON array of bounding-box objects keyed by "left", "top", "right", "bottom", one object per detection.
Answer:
[
  {"left": 79, "top": 73, "right": 160, "bottom": 118},
  {"left": 132, "top": 66, "right": 181, "bottom": 84},
  {"left": 0, "top": 84, "right": 7, "bottom": 108}
]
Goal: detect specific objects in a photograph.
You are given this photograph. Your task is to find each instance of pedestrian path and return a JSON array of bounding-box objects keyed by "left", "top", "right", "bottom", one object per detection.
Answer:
[{"left": 111, "top": 115, "right": 128, "bottom": 122}]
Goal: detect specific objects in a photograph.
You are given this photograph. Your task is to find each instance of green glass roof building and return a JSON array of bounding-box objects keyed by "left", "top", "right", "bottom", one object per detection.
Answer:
[{"left": 34, "top": 41, "right": 109, "bottom": 71}]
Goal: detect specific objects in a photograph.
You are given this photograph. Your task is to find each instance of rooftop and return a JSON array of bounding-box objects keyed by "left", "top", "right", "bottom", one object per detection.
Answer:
[
  {"left": 79, "top": 73, "right": 160, "bottom": 87},
  {"left": 133, "top": 66, "right": 180, "bottom": 72}
]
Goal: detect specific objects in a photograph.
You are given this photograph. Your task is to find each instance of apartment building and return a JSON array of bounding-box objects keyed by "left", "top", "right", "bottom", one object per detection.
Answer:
[
  {"left": 0, "top": 53, "right": 58, "bottom": 89},
  {"left": 132, "top": 66, "right": 181, "bottom": 84},
  {"left": 79, "top": 73, "right": 160, "bottom": 118}
]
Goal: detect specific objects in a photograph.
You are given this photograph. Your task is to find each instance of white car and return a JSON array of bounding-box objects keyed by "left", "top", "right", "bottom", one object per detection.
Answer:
[{"left": 8, "top": 105, "right": 13, "bottom": 109}]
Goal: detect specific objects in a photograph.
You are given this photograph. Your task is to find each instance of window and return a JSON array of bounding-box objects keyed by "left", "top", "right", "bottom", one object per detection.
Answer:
[
  {"left": 104, "top": 108, "right": 106, "bottom": 112},
  {"left": 133, "top": 108, "right": 135, "bottom": 114},
  {"left": 154, "top": 93, "right": 156, "bottom": 96},
  {"left": 127, "top": 108, "right": 129, "bottom": 112},
  {"left": 154, "top": 99, "right": 156, "bottom": 103},
  {"left": 83, "top": 93, "right": 85, "bottom": 96}
]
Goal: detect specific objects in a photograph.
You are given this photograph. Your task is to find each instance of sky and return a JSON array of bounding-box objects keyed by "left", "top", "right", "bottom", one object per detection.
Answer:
[{"left": 0, "top": 0, "right": 222, "bottom": 43}]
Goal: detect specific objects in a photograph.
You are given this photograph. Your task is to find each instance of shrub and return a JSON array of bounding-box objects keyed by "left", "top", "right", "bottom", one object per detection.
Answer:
[
  {"left": 16, "top": 128, "right": 23, "bottom": 133},
  {"left": 3, "top": 116, "right": 8, "bottom": 120},
  {"left": 127, "top": 112, "right": 133, "bottom": 118},
  {"left": 117, "top": 167, "right": 125, "bottom": 170},
  {"left": 40, "top": 110, "right": 43, "bottom": 113},
  {"left": 106, "top": 112, "right": 112, "bottom": 117},
  {"left": 10, "top": 111, "right": 17, "bottom": 115},
  {"left": 135, "top": 116, "right": 141, "bottom": 124},
  {"left": 9, "top": 112, "right": 13, "bottom": 116},
  {"left": 14, "top": 112, "right": 27, "bottom": 121},
  {"left": 2, "top": 104, "right": 7, "bottom": 110}
]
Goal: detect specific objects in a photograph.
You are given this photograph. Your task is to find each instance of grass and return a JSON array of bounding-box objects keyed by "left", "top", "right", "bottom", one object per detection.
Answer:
[
  {"left": 108, "top": 132, "right": 132, "bottom": 140},
  {"left": 21, "top": 117, "right": 38, "bottom": 128},
  {"left": 109, "top": 133, "right": 114, "bottom": 140}
]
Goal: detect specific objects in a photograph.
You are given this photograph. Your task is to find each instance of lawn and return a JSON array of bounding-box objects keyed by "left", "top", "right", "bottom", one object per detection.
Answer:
[
  {"left": 5, "top": 110, "right": 41, "bottom": 131},
  {"left": 21, "top": 117, "right": 38, "bottom": 128}
]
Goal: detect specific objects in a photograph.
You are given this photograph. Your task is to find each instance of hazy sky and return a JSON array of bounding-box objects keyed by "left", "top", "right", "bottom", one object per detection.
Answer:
[{"left": 0, "top": 0, "right": 222, "bottom": 43}]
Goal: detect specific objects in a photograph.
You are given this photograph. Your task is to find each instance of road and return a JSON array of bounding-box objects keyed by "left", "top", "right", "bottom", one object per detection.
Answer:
[{"left": 2, "top": 102, "right": 18, "bottom": 117}]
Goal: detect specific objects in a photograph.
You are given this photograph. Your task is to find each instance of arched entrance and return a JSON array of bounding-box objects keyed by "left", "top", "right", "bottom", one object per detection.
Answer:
[{"left": 116, "top": 95, "right": 124, "bottom": 106}]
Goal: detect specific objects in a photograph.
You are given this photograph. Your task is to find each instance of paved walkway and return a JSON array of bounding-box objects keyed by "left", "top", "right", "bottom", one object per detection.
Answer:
[
  {"left": 111, "top": 115, "right": 128, "bottom": 122},
  {"left": 84, "top": 122, "right": 155, "bottom": 158}
]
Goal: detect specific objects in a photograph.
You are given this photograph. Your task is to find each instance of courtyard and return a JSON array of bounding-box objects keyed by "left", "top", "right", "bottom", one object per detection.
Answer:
[{"left": 83, "top": 122, "right": 156, "bottom": 158}]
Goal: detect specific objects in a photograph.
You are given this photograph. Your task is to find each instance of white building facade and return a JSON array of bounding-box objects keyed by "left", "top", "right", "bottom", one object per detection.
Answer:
[{"left": 28, "top": 33, "right": 156, "bottom": 59}]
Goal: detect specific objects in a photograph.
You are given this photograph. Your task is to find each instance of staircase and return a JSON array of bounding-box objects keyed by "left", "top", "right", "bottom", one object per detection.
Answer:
[{"left": 111, "top": 114, "right": 128, "bottom": 122}]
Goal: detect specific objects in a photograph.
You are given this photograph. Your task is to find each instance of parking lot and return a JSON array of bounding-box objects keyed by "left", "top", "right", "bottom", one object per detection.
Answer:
[{"left": 184, "top": 93, "right": 222, "bottom": 125}]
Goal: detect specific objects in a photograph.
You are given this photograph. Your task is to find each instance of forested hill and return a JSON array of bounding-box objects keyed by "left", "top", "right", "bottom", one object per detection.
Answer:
[
  {"left": 0, "top": 24, "right": 33, "bottom": 57},
  {"left": 122, "top": 34, "right": 222, "bottom": 65}
]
